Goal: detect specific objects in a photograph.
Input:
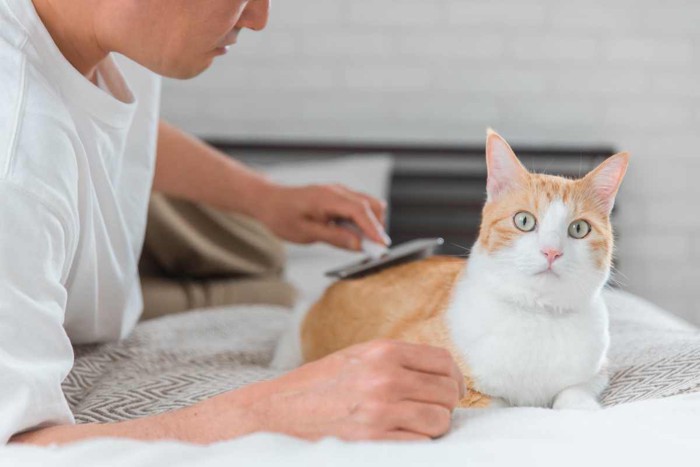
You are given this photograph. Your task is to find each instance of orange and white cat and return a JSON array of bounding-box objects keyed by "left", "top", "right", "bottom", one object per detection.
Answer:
[{"left": 273, "top": 129, "right": 629, "bottom": 410}]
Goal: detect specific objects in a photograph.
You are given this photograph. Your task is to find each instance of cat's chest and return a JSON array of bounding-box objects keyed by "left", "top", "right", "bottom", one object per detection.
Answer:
[{"left": 445, "top": 287, "right": 609, "bottom": 407}]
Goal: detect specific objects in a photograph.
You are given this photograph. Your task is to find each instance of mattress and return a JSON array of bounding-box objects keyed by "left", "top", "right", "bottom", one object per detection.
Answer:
[{"left": 3, "top": 155, "right": 699, "bottom": 466}]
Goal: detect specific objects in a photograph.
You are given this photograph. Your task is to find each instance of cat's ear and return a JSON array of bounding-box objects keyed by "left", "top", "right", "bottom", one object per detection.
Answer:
[
  {"left": 485, "top": 129, "right": 528, "bottom": 202},
  {"left": 582, "top": 152, "right": 630, "bottom": 214}
]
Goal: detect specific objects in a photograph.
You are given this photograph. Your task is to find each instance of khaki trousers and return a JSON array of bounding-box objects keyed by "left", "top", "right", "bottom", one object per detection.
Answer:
[{"left": 138, "top": 193, "right": 296, "bottom": 320}]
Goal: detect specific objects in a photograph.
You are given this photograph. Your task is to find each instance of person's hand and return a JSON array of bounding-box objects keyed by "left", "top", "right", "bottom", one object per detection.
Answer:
[
  {"left": 255, "top": 182, "right": 390, "bottom": 250},
  {"left": 214, "top": 339, "right": 466, "bottom": 441}
]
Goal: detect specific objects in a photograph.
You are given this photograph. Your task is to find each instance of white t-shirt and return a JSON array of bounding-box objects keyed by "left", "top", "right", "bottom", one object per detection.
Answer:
[{"left": 0, "top": 0, "right": 161, "bottom": 442}]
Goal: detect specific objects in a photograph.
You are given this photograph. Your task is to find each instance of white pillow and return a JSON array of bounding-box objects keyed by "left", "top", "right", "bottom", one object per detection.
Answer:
[{"left": 261, "top": 154, "right": 393, "bottom": 201}]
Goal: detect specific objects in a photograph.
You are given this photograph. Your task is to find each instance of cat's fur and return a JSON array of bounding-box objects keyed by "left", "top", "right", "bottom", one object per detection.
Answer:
[{"left": 272, "top": 129, "right": 629, "bottom": 410}]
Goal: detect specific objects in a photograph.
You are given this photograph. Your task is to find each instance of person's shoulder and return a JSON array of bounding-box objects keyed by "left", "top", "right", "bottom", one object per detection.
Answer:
[
  {"left": 0, "top": 17, "right": 76, "bottom": 126},
  {"left": 0, "top": 34, "right": 80, "bottom": 229},
  {"left": 0, "top": 2, "right": 28, "bottom": 51}
]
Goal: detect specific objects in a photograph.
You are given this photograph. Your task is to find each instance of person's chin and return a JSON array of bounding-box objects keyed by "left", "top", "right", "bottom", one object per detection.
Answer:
[{"left": 161, "top": 58, "right": 215, "bottom": 80}]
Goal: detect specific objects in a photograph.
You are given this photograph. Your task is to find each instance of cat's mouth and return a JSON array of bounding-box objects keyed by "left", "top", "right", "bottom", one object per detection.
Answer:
[{"left": 535, "top": 268, "right": 560, "bottom": 278}]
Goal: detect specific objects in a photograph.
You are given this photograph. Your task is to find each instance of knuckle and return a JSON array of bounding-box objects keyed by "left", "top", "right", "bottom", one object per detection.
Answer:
[
  {"left": 316, "top": 184, "right": 334, "bottom": 196},
  {"left": 353, "top": 200, "right": 369, "bottom": 214},
  {"left": 366, "top": 339, "right": 398, "bottom": 359},
  {"left": 434, "top": 346, "right": 452, "bottom": 361},
  {"left": 365, "top": 373, "right": 396, "bottom": 397},
  {"left": 435, "top": 348, "right": 456, "bottom": 371}
]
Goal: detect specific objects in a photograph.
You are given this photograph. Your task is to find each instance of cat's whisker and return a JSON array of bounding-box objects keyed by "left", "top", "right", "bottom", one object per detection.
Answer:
[
  {"left": 608, "top": 264, "right": 630, "bottom": 287},
  {"left": 607, "top": 272, "right": 627, "bottom": 288},
  {"left": 449, "top": 242, "right": 472, "bottom": 253}
]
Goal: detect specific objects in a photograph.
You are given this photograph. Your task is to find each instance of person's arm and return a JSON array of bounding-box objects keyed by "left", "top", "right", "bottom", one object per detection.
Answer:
[
  {"left": 152, "top": 120, "right": 274, "bottom": 221},
  {"left": 153, "top": 121, "right": 390, "bottom": 251},
  {"left": 0, "top": 182, "right": 76, "bottom": 445},
  {"left": 10, "top": 388, "right": 260, "bottom": 445},
  {"left": 13, "top": 339, "right": 465, "bottom": 445}
]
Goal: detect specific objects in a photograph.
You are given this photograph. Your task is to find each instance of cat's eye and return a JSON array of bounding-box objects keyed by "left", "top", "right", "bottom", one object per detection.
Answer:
[
  {"left": 568, "top": 220, "right": 591, "bottom": 239},
  {"left": 513, "top": 211, "right": 536, "bottom": 232}
]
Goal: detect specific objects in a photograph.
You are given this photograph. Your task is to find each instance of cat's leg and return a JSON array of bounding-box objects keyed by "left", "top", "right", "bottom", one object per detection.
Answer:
[
  {"left": 270, "top": 326, "right": 303, "bottom": 369},
  {"left": 552, "top": 369, "right": 609, "bottom": 410},
  {"left": 270, "top": 302, "right": 309, "bottom": 370}
]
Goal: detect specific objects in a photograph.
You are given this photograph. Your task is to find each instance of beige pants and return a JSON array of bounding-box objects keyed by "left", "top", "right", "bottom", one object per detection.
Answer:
[{"left": 138, "top": 193, "right": 296, "bottom": 320}]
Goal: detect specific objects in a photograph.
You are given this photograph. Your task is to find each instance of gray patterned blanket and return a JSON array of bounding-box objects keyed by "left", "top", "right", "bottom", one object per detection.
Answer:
[{"left": 62, "top": 289, "right": 700, "bottom": 423}]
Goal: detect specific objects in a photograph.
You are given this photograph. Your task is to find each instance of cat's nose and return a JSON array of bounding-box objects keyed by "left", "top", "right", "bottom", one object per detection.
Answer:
[{"left": 541, "top": 248, "right": 563, "bottom": 265}]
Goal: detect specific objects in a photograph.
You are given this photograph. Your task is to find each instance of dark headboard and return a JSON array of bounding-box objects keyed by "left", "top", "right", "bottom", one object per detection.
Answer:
[{"left": 209, "top": 140, "right": 615, "bottom": 256}]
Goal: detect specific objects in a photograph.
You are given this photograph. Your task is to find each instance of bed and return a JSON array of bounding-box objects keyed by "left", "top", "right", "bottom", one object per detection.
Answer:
[{"left": 2, "top": 155, "right": 699, "bottom": 466}]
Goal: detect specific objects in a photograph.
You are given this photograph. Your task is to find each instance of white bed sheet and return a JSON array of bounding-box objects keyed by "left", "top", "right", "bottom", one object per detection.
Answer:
[
  {"left": 3, "top": 155, "right": 698, "bottom": 464},
  {"left": 3, "top": 392, "right": 699, "bottom": 466}
]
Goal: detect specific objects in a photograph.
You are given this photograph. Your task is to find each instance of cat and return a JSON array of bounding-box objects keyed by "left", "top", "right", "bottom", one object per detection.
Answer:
[{"left": 272, "top": 129, "right": 629, "bottom": 410}]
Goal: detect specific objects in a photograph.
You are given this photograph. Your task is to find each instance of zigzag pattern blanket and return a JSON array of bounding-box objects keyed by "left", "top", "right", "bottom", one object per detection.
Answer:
[{"left": 62, "top": 289, "right": 700, "bottom": 423}]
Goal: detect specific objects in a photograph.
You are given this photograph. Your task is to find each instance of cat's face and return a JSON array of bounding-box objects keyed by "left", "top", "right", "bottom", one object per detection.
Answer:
[{"left": 475, "top": 130, "right": 629, "bottom": 299}]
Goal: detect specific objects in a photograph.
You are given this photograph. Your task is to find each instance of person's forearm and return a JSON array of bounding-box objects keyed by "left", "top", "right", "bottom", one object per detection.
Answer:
[
  {"left": 152, "top": 120, "right": 274, "bottom": 220},
  {"left": 10, "top": 382, "right": 268, "bottom": 446}
]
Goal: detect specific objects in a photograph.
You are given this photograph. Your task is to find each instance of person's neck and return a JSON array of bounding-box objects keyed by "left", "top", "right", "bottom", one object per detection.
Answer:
[{"left": 32, "top": 0, "right": 108, "bottom": 82}]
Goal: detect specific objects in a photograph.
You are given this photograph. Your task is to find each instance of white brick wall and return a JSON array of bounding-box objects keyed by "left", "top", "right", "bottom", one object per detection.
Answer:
[{"left": 161, "top": 0, "right": 700, "bottom": 324}]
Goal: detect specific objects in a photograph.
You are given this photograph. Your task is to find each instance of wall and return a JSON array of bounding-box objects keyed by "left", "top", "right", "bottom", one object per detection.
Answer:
[{"left": 161, "top": 0, "right": 700, "bottom": 324}]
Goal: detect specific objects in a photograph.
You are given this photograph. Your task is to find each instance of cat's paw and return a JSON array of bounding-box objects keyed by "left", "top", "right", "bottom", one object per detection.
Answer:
[{"left": 552, "top": 390, "right": 601, "bottom": 411}]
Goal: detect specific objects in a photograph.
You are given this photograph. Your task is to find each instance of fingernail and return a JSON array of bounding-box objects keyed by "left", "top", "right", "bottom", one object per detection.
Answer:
[
  {"left": 348, "top": 237, "right": 359, "bottom": 250},
  {"left": 381, "top": 231, "right": 392, "bottom": 246}
]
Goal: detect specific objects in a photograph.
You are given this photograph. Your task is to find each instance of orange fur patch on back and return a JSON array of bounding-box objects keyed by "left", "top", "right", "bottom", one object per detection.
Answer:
[{"left": 301, "top": 256, "right": 493, "bottom": 408}]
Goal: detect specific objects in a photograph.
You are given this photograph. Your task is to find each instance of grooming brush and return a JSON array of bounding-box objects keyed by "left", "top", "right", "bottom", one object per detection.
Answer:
[{"left": 325, "top": 219, "right": 444, "bottom": 279}]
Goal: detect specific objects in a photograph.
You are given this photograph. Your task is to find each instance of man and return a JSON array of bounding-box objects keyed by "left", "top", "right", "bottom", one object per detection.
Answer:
[{"left": 1, "top": 0, "right": 464, "bottom": 445}]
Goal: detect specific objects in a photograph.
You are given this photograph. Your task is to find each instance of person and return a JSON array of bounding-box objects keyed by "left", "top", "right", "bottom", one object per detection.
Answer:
[{"left": 1, "top": 0, "right": 465, "bottom": 445}]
